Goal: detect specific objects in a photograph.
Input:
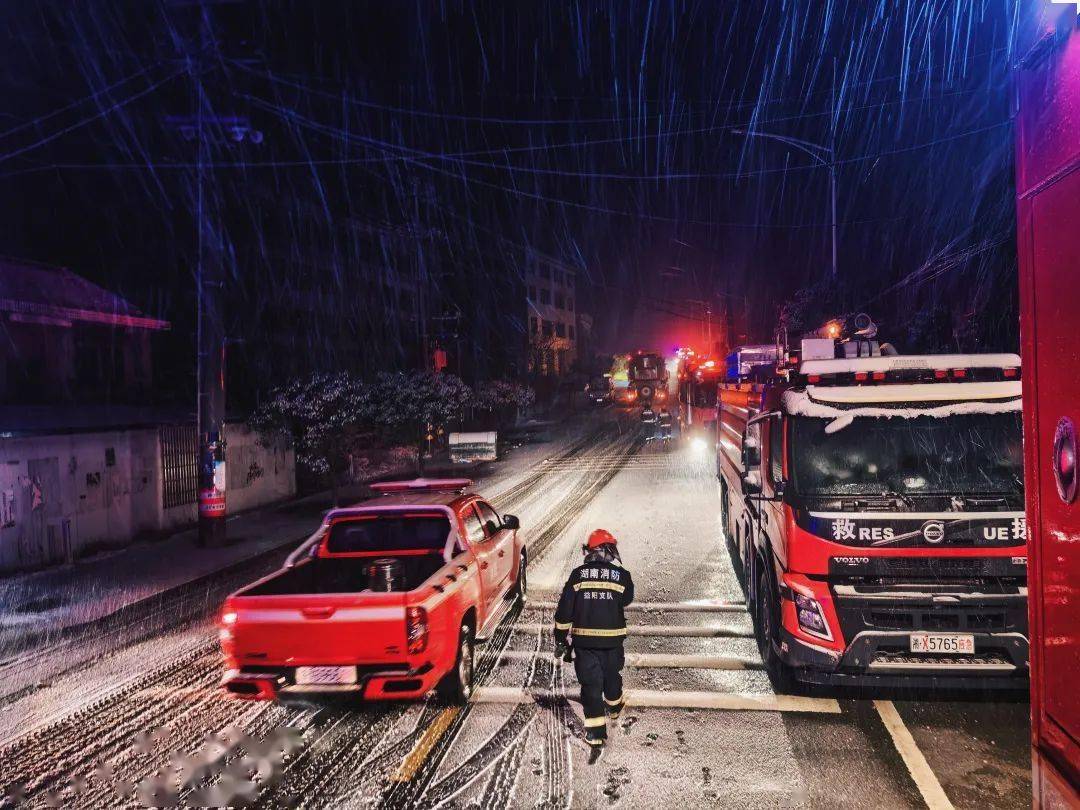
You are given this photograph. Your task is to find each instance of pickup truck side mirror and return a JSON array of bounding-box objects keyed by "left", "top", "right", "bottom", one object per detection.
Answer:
[
  {"left": 502, "top": 513, "right": 520, "bottom": 531},
  {"left": 741, "top": 470, "right": 762, "bottom": 496}
]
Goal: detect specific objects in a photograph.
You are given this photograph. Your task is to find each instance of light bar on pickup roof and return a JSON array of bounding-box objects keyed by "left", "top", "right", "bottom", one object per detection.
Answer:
[{"left": 370, "top": 478, "right": 474, "bottom": 493}]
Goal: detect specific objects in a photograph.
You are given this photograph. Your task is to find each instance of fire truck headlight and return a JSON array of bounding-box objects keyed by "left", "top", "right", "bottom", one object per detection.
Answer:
[
  {"left": 691, "top": 437, "right": 707, "bottom": 453},
  {"left": 794, "top": 593, "right": 832, "bottom": 640}
]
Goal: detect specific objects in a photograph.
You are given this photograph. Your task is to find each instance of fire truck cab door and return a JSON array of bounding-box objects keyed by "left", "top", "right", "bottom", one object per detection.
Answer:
[{"left": 1029, "top": 168, "right": 1080, "bottom": 757}]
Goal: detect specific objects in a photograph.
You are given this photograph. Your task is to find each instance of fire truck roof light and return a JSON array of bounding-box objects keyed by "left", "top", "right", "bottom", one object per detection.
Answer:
[
  {"left": 854, "top": 372, "right": 868, "bottom": 381},
  {"left": 952, "top": 368, "right": 968, "bottom": 379}
]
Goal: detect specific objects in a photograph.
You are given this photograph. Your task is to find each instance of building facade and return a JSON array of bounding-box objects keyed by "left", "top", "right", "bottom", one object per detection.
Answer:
[
  {"left": 0, "top": 257, "right": 170, "bottom": 407},
  {"left": 526, "top": 264, "right": 577, "bottom": 376}
]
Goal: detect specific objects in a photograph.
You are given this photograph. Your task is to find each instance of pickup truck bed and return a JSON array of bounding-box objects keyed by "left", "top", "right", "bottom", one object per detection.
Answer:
[{"left": 240, "top": 552, "right": 446, "bottom": 596}]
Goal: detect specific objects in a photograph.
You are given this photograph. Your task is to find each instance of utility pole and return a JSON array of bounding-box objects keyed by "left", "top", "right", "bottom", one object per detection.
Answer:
[
  {"left": 733, "top": 63, "right": 841, "bottom": 284},
  {"left": 830, "top": 57, "right": 838, "bottom": 282},
  {"left": 172, "top": 1, "right": 261, "bottom": 546},
  {"left": 193, "top": 2, "right": 226, "bottom": 547}
]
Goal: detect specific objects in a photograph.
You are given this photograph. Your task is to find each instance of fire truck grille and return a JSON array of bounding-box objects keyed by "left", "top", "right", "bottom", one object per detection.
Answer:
[{"left": 833, "top": 593, "right": 1026, "bottom": 642}]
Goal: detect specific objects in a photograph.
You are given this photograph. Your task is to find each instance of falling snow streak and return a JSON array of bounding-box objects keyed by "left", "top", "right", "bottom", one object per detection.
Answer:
[{"left": 0, "top": 0, "right": 1021, "bottom": 404}]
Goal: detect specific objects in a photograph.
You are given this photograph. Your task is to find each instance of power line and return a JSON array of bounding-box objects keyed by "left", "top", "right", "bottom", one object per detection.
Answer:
[
  {"left": 0, "top": 68, "right": 184, "bottom": 166},
  {"left": 0, "top": 62, "right": 158, "bottom": 143}
]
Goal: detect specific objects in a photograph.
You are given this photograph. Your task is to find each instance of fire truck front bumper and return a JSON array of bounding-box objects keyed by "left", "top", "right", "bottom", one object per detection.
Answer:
[{"left": 778, "top": 627, "right": 1030, "bottom": 689}]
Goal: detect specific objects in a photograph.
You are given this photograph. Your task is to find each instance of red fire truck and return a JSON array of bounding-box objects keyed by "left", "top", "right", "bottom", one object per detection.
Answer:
[
  {"left": 677, "top": 354, "right": 722, "bottom": 443},
  {"left": 1015, "top": 1, "right": 1080, "bottom": 802},
  {"left": 718, "top": 337, "right": 1028, "bottom": 691}
]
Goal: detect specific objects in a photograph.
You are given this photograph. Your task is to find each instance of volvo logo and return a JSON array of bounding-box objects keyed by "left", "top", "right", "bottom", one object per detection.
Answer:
[{"left": 921, "top": 521, "right": 946, "bottom": 544}]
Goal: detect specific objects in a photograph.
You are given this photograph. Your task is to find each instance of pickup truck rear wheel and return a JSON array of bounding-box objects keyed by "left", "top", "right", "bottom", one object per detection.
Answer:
[
  {"left": 756, "top": 569, "right": 795, "bottom": 694},
  {"left": 436, "top": 623, "right": 475, "bottom": 705}
]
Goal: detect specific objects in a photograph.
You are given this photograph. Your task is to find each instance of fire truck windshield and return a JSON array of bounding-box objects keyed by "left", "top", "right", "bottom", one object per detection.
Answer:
[{"left": 789, "top": 412, "right": 1023, "bottom": 499}]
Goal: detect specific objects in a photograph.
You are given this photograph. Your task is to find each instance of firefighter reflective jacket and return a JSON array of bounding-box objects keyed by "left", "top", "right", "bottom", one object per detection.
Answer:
[{"left": 554, "top": 560, "right": 635, "bottom": 649}]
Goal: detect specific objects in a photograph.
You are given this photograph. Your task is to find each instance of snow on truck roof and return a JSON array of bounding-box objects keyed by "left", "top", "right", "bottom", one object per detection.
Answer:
[
  {"left": 799, "top": 353, "right": 1020, "bottom": 376},
  {"left": 782, "top": 387, "right": 1022, "bottom": 434}
]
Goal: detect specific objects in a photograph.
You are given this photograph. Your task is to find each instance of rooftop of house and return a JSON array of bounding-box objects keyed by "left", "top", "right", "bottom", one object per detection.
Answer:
[{"left": 0, "top": 256, "right": 170, "bottom": 331}]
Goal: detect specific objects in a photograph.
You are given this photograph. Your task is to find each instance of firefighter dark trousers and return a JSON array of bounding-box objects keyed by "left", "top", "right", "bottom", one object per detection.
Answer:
[{"left": 573, "top": 646, "right": 625, "bottom": 745}]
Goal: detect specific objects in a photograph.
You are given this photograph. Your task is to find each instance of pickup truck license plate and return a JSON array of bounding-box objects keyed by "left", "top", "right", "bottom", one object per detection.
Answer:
[
  {"left": 295, "top": 666, "right": 357, "bottom": 685},
  {"left": 909, "top": 633, "right": 975, "bottom": 654}
]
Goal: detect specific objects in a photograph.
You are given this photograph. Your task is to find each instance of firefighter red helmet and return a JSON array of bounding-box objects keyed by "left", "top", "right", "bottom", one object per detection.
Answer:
[{"left": 587, "top": 529, "right": 617, "bottom": 549}]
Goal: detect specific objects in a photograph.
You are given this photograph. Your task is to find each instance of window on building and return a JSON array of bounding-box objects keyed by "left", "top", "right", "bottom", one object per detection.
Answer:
[
  {"left": 528, "top": 286, "right": 537, "bottom": 300},
  {"left": 568, "top": 325, "right": 575, "bottom": 340},
  {"left": 540, "top": 288, "right": 551, "bottom": 305},
  {"left": 542, "top": 320, "right": 553, "bottom": 337},
  {"left": 530, "top": 317, "right": 538, "bottom": 335},
  {"left": 555, "top": 322, "right": 566, "bottom": 338},
  {"left": 555, "top": 293, "right": 564, "bottom": 309},
  {"left": 568, "top": 298, "right": 574, "bottom": 312}
]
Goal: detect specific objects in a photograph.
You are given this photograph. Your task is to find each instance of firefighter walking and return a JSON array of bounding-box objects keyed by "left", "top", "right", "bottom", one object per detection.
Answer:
[{"left": 553, "top": 529, "right": 635, "bottom": 762}]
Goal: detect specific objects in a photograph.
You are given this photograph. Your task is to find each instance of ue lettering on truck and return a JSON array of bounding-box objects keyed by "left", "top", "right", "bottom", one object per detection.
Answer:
[
  {"left": 217, "top": 478, "right": 525, "bottom": 704},
  {"left": 717, "top": 321, "right": 1028, "bottom": 692}
]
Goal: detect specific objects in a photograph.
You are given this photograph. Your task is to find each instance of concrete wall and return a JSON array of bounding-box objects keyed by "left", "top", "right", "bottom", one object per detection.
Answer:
[{"left": 0, "top": 423, "right": 294, "bottom": 573}]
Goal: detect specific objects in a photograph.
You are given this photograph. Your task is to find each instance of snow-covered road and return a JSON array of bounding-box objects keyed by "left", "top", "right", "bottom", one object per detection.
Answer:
[{"left": 0, "top": 411, "right": 1030, "bottom": 808}]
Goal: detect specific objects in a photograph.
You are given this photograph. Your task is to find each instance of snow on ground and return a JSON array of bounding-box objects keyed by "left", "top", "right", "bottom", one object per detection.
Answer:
[{"left": 0, "top": 413, "right": 1032, "bottom": 809}]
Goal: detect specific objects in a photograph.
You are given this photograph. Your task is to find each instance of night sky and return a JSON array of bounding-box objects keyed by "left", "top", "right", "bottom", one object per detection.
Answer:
[{"left": 0, "top": 1, "right": 1020, "bottom": 407}]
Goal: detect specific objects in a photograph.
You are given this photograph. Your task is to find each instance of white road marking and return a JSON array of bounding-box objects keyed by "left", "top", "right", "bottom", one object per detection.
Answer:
[
  {"left": 472, "top": 686, "right": 840, "bottom": 714},
  {"left": 496, "top": 650, "right": 764, "bottom": 670},
  {"left": 873, "top": 700, "right": 955, "bottom": 810},
  {"left": 509, "top": 623, "right": 754, "bottom": 638},
  {"left": 529, "top": 599, "right": 747, "bottom": 614}
]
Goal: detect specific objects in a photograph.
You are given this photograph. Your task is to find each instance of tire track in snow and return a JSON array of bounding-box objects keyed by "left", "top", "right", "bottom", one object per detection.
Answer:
[{"left": 374, "top": 433, "right": 640, "bottom": 807}]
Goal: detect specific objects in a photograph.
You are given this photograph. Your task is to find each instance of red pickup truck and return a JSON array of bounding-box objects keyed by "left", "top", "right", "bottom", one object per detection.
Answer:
[{"left": 218, "top": 479, "right": 525, "bottom": 704}]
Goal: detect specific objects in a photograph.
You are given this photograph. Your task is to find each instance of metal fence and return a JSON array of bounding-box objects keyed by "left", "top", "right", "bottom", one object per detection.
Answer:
[{"left": 160, "top": 425, "right": 198, "bottom": 509}]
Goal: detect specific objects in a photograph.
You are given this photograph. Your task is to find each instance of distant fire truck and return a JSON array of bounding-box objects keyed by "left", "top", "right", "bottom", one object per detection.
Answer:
[
  {"left": 676, "top": 353, "right": 722, "bottom": 443},
  {"left": 627, "top": 351, "right": 669, "bottom": 405},
  {"left": 717, "top": 323, "right": 1027, "bottom": 691}
]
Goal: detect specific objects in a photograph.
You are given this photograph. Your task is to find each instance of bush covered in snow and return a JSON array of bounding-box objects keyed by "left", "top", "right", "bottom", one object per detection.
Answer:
[{"left": 250, "top": 372, "right": 533, "bottom": 486}]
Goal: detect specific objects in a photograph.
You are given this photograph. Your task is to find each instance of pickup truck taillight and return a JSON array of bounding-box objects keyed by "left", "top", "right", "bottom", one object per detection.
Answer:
[{"left": 406, "top": 606, "right": 429, "bottom": 654}]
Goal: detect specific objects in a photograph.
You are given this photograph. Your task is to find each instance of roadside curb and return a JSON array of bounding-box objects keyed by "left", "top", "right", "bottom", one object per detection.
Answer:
[{"left": 0, "top": 530, "right": 310, "bottom": 660}]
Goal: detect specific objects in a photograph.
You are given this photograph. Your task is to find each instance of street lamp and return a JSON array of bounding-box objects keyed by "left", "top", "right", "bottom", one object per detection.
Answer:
[{"left": 733, "top": 126, "right": 838, "bottom": 281}]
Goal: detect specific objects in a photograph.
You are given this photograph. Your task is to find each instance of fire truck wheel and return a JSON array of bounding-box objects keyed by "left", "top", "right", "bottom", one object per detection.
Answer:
[
  {"left": 436, "top": 622, "right": 475, "bottom": 705},
  {"left": 726, "top": 534, "right": 744, "bottom": 592},
  {"left": 507, "top": 550, "right": 527, "bottom": 602},
  {"left": 755, "top": 569, "right": 795, "bottom": 693}
]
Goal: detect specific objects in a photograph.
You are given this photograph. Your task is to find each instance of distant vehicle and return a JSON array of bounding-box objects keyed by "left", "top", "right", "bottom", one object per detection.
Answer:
[
  {"left": 725, "top": 344, "right": 780, "bottom": 382},
  {"left": 586, "top": 375, "right": 612, "bottom": 405},
  {"left": 1015, "top": 1, "right": 1080, "bottom": 801},
  {"left": 719, "top": 334, "right": 1027, "bottom": 692},
  {"left": 628, "top": 351, "right": 669, "bottom": 405},
  {"left": 219, "top": 479, "right": 525, "bottom": 704}
]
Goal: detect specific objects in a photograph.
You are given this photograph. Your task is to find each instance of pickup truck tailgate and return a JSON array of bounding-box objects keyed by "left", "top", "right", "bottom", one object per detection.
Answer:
[{"left": 229, "top": 592, "right": 408, "bottom": 666}]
